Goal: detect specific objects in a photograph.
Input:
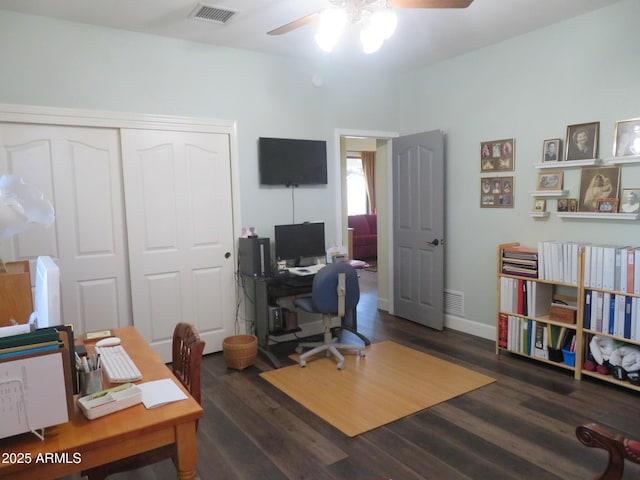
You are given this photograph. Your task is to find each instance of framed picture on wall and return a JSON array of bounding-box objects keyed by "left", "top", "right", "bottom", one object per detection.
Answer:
[
  {"left": 620, "top": 188, "right": 640, "bottom": 213},
  {"left": 578, "top": 166, "right": 620, "bottom": 212},
  {"left": 542, "top": 138, "right": 562, "bottom": 162},
  {"left": 480, "top": 176, "right": 514, "bottom": 208},
  {"left": 480, "top": 139, "right": 515, "bottom": 172},
  {"left": 613, "top": 117, "right": 640, "bottom": 157},
  {"left": 536, "top": 171, "right": 563, "bottom": 191},
  {"left": 565, "top": 122, "right": 599, "bottom": 161},
  {"left": 532, "top": 199, "right": 546, "bottom": 212},
  {"left": 596, "top": 198, "right": 619, "bottom": 213}
]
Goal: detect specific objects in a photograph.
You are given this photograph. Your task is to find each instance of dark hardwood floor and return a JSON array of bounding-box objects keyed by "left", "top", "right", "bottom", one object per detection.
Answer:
[{"left": 135, "top": 269, "right": 640, "bottom": 480}]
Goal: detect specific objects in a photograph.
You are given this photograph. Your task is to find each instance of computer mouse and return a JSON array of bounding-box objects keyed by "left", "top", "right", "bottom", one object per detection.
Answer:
[{"left": 96, "top": 337, "right": 121, "bottom": 347}]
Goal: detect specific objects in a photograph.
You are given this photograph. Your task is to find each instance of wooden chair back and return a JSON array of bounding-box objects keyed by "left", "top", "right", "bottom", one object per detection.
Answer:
[
  {"left": 83, "top": 322, "right": 205, "bottom": 480},
  {"left": 172, "top": 322, "right": 205, "bottom": 405}
]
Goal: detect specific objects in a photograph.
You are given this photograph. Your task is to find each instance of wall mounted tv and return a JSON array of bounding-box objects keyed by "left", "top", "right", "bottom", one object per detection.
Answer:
[{"left": 258, "top": 137, "right": 328, "bottom": 186}]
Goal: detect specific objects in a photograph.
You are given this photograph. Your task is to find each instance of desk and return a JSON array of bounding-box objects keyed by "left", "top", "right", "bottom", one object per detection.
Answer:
[
  {"left": 0, "top": 326, "right": 203, "bottom": 480},
  {"left": 245, "top": 272, "right": 368, "bottom": 368}
]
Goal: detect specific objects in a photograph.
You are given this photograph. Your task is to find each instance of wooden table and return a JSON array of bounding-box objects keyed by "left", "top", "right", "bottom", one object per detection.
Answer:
[{"left": 0, "top": 326, "right": 203, "bottom": 480}]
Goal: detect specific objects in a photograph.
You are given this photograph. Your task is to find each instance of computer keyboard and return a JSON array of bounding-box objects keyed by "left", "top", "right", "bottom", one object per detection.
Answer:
[
  {"left": 288, "top": 263, "right": 325, "bottom": 276},
  {"left": 95, "top": 344, "right": 143, "bottom": 383}
]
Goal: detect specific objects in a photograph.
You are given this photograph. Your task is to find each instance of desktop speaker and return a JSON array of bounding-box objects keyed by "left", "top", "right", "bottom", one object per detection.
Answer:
[{"left": 238, "top": 237, "right": 271, "bottom": 277}]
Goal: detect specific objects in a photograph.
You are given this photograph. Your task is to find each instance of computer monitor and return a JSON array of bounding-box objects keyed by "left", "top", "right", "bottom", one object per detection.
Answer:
[
  {"left": 274, "top": 222, "right": 326, "bottom": 266},
  {"left": 32, "top": 255, "right": 61, "bottom": 329}
]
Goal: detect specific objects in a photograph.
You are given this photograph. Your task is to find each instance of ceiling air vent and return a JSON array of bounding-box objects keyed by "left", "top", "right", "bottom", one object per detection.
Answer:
[{"left": 189, "top": 4, "right": 237, "bottom": 24}]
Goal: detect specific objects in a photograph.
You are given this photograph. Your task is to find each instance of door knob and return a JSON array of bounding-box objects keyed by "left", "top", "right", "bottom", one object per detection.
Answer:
[{"left": 428, "top": 239, "right": 439, "bottom": 246}]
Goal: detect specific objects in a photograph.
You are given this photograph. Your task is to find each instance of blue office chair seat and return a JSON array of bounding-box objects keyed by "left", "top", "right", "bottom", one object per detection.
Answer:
[{"left": 293, "top": 262, "right": 366, "bottom": 370}]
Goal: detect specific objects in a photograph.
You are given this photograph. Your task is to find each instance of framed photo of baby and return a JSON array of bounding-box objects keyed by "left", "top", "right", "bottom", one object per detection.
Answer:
[{"left": 578, "top": 166, "right": 620, "bottom": 212}]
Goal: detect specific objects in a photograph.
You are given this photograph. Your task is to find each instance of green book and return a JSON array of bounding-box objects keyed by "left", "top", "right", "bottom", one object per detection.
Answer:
[{"left": 0, "top": 327, "right": 59, "bottom": 350}]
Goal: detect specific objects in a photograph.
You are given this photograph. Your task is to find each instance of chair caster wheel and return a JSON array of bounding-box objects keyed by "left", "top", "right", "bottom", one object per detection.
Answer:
[
  {"left": 295, "top": 346, "right": 303, "bottom": 354},
  {"left": 359, "top": 349, "right": 366, "bottom": 357},
  {"left": 337, "top": 361, "right": 344, "bottom": 370},
  {"left": 299, "top": 360, "right": 306, "bottom": 367}
]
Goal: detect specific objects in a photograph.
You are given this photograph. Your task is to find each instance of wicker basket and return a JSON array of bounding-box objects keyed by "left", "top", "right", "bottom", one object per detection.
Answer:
[{"left": 223, "top": 334, "right": 258, "bottom": 370}]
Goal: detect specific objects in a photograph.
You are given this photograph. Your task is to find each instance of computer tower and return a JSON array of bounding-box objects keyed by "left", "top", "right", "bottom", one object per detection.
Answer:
[
  {"left": 268, "top": 305, "right": 283, "bottom": 332},
  {"left": 238, "top": 237, "right": 271, "bottom": 277}
]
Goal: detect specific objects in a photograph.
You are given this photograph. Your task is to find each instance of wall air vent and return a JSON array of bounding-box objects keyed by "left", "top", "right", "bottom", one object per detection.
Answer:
[
  {"left": 189, "top": 4, "right": 237, "bottom": 24},
  {"left": 444, "top": 289, "right": 464, "bottom": 317}
]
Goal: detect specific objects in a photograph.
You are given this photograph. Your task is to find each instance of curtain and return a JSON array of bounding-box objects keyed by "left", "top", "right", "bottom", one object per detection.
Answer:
[{"left": 361, "top": 151, "right": 376, "bottom": 214}]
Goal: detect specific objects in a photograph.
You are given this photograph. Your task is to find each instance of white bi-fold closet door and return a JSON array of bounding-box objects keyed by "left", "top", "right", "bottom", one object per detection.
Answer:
[
  {"left": 0, "top": 123, "right": 131, "bottom": 335},
  {"left": 120, "top": 129, "right": 236, "bottom": 360},
  {"left": 0, "top": 119, "right": 236, "bottom": 361}
]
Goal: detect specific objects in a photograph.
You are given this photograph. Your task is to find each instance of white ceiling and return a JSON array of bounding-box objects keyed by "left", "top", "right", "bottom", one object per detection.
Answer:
[{"left": 0, "top": 0, "right": 621, "bottom": 71}]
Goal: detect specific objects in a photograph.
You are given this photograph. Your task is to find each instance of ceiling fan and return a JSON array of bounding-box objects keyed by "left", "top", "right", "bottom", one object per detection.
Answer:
[{"left": 268, "top": 0, "right": 474, "bottom": 53}]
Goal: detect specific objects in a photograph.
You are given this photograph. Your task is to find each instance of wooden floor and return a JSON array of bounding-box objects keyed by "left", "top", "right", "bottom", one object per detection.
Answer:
[{"left": 128, "top": 270, "right": 640, "bottom": 480}]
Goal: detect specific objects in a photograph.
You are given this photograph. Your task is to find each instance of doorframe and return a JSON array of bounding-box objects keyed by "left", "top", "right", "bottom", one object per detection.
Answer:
[
  {"left": 0, "top": 102, "right": 243, "bottom": 262},
  {"left": 333, "top": 128, "right": 398, "bottom": 314}
]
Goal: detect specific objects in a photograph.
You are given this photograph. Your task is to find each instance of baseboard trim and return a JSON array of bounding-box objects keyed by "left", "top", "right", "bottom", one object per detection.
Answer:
[{"left": 444, "top": 314, "right": 494, "bottom": 341}]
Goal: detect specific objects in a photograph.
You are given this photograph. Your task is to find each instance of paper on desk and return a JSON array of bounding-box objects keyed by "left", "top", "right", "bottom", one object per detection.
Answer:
[{"left": 137, "top": 378, "right": 187, "bottom": 409}]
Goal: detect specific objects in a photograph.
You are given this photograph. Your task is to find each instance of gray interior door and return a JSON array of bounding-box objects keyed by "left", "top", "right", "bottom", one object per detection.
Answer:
[{"left": 392, "top": 130, "right": 445, "bottom": 329}]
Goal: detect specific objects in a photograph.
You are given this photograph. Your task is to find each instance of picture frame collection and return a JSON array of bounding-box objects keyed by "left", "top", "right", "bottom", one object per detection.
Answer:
[
  {"left": 480, "top": 117, "right": 640, "bottom": 213},
  {"left": 480, "top": 139, "right": 515, "bottom": 208}
]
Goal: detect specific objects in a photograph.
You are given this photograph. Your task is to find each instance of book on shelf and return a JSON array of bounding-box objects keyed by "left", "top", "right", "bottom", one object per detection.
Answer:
[
  {"left": 533, "top": 322, "right": 549, "bottom": 359},
  {"left": 502, "top": 264, "right": 538, "bottom": 277},
  {"left": 624, "top": 295, "right": 632, "bottom": 339},
  {"left": 502, "top": 245, "right": 538, "bottom": 259},
  {"left": 536, "top": 240, "right": 583, "bottom": 284},
  {"left": 498, "top": 313, "right": 508, "bottom": 349},
  {"left": 602, "top": 292, "right": 611, "bottom": 335},
  {"left": 584, "top": 290, "right": 592, "bottom": 330},
  {"left": 502, "top": 245, "right": 538, "bottom": 277}
]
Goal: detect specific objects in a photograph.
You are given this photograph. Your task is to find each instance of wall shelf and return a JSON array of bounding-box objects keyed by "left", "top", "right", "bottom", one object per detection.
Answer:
[
  {"left": 556, "top": 212, "right": 639, "bottom": 220},
  {"left": 604, "top": 155, "right": 640, "bottom": 165},
  {"left": 529, "top": 211, "right": 550, "bottom": 218},
  {"left": 533, "top": 159, "right": 601, "bottom": 169},
  {"left": 529, "top": 190, "right": 568, "bottom": 197}
]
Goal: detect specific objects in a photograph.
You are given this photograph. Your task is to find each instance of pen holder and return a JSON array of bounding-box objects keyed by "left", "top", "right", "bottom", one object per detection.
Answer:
[{"left": 79, "top": 367, "right": 103, "bottom": 396}]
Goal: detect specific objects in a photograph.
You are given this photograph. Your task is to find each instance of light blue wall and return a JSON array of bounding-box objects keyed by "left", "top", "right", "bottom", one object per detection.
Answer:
[
  {"left": 0, "top": 10, "right": 399, "bottom": 247},
  {"left": 1, "top": 1, "right": 639, "bottom": 335},
  {"left": 397, "top": 0, "right": 640, "bottom": 331}
]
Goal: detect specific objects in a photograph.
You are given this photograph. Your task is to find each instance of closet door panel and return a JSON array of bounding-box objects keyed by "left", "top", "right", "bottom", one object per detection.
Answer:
[
  {"left": 122, "top": 129, "right": 235, "bottom": 360},
  {"left": 0, "top": 124, "right": 130, "bottom": 333}
]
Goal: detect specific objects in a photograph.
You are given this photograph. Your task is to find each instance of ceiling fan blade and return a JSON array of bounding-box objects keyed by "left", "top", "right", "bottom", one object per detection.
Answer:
[
  {"left": 389, "top": 0, "right": 473, "bottom": 8},
  {"left": 268, "top": 12, "right": 320, "bottom": 36}
]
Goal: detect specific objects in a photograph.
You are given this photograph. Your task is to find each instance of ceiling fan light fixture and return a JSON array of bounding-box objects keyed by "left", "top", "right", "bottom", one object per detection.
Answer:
[
  {"left": 370, "top": 10, "right": 398, "bottom": 40},
  {"left": 315, "top": 8, "right": 347, "bottom": 52},
  {"left": 360, "top": 27, "right": 384, "bottom": 54}
]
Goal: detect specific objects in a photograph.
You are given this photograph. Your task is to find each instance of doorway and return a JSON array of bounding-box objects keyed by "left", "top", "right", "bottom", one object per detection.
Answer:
[{"left": 337, "top": 129, "right": 397, "bottom": 314}]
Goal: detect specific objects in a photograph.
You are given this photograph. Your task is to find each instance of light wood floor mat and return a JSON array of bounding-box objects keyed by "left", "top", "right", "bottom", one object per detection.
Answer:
[{"left": 260, "top": 341, "right": 496, "bottom": 437}]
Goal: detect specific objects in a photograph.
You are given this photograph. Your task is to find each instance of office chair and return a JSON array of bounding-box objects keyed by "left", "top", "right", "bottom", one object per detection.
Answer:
[
  {"left": 83, "top": 322, "right": 205, "bottom": 480},
  {"left": 576, "top": 423, "right": 640, "bottom": 480},
  {"left": 293, "top": 262, "right": 366, "bottom": 369}
]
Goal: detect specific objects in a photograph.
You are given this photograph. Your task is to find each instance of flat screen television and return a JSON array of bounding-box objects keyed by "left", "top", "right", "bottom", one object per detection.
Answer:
[
  {"left": 259, "top": 137, "right": 328, "bottom": 186},
  {"left": 274, "top": 222, "right": 326, "bottom": 266}
]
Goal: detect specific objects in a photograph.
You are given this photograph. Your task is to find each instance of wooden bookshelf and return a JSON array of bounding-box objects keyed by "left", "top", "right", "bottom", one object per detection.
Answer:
[{"left": 497, "top": 242, "right": 640, "bottom": 391}]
